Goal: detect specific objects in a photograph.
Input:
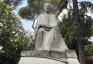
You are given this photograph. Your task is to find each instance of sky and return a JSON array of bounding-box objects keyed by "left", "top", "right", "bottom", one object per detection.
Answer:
[
  {"left": 13, "top": 0, "right": 93, "bottom": 41},
  {"left": 13, "top": 0, "right": 34, "bottom": 34}
]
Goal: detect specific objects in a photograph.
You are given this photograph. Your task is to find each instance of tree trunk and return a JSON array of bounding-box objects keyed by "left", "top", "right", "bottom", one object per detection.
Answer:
[
  {"left": 72, "top": 0, "right": 86, "bottom": 64},
  {"left": 77, "top": 33, "right": 86, "bottom": 64}
]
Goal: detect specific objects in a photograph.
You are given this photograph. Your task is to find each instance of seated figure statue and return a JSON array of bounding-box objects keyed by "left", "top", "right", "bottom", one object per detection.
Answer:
[
  {"left": 19, "top": 3, "right": 80, "bottom": 64},
  {"left": 33, "top": 3, "right": 68, "bottom": 51}
]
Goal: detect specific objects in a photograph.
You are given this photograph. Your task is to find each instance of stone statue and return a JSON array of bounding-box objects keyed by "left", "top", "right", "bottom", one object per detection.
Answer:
[
  {"left": 33, "top": 3, "right": 68, "bottom": 51},
  {"left": 18, "top": 3, "right": 80, "bottom": 64}
]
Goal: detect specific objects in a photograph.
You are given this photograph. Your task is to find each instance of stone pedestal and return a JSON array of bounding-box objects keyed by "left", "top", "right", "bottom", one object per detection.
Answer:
[
  {"left": 18, "top": 50, "right": 79, "bottom": 64},
  {"left": 19, "top": 57, "right": 66, "bottom": 64}
]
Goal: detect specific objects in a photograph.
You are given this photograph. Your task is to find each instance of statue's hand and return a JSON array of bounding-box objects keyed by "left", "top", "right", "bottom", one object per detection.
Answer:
[{"left": 39, "top": 24, "right": 52, "bottom": 31}]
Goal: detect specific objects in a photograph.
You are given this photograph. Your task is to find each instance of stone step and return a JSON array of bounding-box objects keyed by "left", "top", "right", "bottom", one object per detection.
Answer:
[{"left": 21, "top": 50, "right": 67, "bottom": 62}]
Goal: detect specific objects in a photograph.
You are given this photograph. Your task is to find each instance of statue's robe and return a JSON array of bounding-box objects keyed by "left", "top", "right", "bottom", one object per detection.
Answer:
[{"left": 33, "top": 13, "right": 68, "bottom": 51}]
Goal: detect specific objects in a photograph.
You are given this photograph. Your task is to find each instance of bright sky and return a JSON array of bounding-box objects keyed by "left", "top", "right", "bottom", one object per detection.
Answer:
[
  {"left": 13, "top": 0, "right": 93, "bottom": 36},
  {"left": 13, "top": 0, "right": 34, "bottom": 34}
]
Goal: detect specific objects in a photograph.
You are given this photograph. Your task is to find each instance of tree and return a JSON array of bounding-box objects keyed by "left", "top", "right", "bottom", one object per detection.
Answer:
[
  {"left": 19, "top": 0, "right": 61, "bottom": 19},
  {"left": 58, "top": 0, "right": 93, "bottom": 64},
  {"left": 3, "top": 0, "right": 22, "bottom": 7},
  {"left": 72, "top": 0, "right": 86, "bottom": 64},
  {"left": 58, "top": 8, "right": 93, "bottom": 55},
  {"left": 0, "top": 1, "right": 33, "bottom": 64},
  {"left": 18, "top": 0, "right": 61, "bottom": 28}
]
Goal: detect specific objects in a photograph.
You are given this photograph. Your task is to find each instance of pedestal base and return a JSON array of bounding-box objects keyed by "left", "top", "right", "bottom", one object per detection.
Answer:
[
  {"left": 19, "top": 57, "right": 66, "bottom": 64},
  {"left": 18, "top": 50, "right": 80, "bottom": 64}
]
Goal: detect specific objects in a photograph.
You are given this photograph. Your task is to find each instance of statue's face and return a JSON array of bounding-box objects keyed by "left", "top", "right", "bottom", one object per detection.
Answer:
[{"left": 44, "top": 3, "right": 51, "bottom": 12}]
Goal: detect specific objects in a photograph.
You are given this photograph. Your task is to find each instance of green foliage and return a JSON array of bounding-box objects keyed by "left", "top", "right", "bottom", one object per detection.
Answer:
[
  {"left": 58, "top": 3, "right": 93, "bottom": 56},
  {"left": 19, "top": 0, "right": 44, "bottom": 20},
  {"left": 27, "top": 0, "right": 60, "bottom": 6},
  {"left": 80, "top": 1, "right": 93, "bottom": 13},
  {"left": 18, "top": 6, "right": 31, "bottom": 19},
  {"left": 44, "top": 0, "right": 60, "bottom": 3},
  {"left": 85, "top": 43, "right": 93, "bottom": 56},
  {"left": 44, "top": 0, "right": 60, "bottom": 5},
  {"left": 58, "top": 13, "right": 78, "bottom": 53},
  {"left": 57, "top": 0, "right": 68, "bottom": 15},
  {"left": 19, "top": 0, "right": 61, "bottom": 20},
  {"left": 3, "top": 0, "right": 22, "bottom": 7},
  {"left": 0, "top": 1, "right": 33, "bottom": 64}
]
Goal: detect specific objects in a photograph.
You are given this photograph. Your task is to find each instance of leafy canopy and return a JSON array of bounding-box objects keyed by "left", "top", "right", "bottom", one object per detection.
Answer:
[
  {"left": 58, "top": 1, "right": 93, "bottom": 56},
  {"left": 18, "top": 0, "right": 63, "bottom": 21},
  {"left": 0, "top": 1, "right": 33, "bottom": 64}
]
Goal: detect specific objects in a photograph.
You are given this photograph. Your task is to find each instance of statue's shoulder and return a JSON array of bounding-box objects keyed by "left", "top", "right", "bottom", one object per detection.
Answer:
[{"left": 37, "top": 13, "right": 45, "bottom": 20}]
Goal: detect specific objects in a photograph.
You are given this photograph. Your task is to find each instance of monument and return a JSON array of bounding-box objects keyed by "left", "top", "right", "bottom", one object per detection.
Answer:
[{"left": 18, "top": 3, "right": 79, "bottom": 64}]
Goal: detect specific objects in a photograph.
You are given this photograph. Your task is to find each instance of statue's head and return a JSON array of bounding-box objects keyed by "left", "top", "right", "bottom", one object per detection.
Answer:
[{"left": 44, "top": 3, "right": 51, "bottom": 13}]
